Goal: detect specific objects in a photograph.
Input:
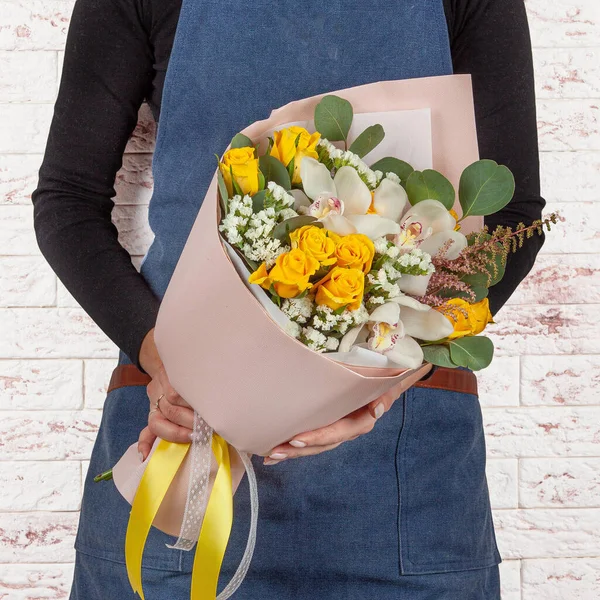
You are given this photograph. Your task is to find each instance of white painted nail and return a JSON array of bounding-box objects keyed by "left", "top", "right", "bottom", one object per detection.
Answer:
[
  {"left": 264, "top": 458, "right": 281, "bottom": 466},
  {"left": 138, "top": 451, "right": 144, "bottom": 462},
  {"left": 289, "top": 440, "right": 307, "bottom": 448},
  {"left": 269, "top": 452, "right": 287, "bottom": 460},
  {"left": 374, "top": 403, "right": 385, "bottom": 419}
]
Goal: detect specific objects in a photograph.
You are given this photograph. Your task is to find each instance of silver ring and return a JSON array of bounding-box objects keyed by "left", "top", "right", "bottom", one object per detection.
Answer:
[{"left": 155, "top": 393, "right": 165, "bottom": 411}]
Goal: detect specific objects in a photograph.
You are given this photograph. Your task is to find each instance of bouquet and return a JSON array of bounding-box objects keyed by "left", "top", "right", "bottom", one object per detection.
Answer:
[
  {"left": 103, "top": 76, "right": 554, "bottom": 600},
  {"left": 218, "top": 95, "right": 554, "bottom": 373}
]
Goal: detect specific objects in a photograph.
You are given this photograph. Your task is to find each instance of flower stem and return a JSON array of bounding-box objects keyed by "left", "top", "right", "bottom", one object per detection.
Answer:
[{"left": 93, "top": 469, "right": 113, "bottom": 483}]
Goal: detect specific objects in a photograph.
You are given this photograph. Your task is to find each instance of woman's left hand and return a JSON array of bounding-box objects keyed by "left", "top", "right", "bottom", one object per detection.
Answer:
[{"left": 262, "top": 380, "right": 407, "bottom": 465}]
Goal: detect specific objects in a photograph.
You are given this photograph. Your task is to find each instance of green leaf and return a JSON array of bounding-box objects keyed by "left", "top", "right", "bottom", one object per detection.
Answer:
[
  {"left": 259, "top": 155, "right": 291, "bottom": 190},
  {"left": 448, "top": 336, "right": 494, "bottom": 371},
  {"left": 269, "top": 285, "right": 282, "bottom": 307},
  {"left": 369, "top": 157, "right": 415, "bottom": 184},
  {"left": 333, "top": 304, "right": 349, "bottom": 315},
  {"left": 272, "top": 215, "right": 321, "bottom": 244},
  {"left": 422, "top": 345, "right": 458, "bottom": 369},
  {"left": 230, "top": 133, "right": 254, "bottom": 149},
  {"left": 287, "top": 155, "right": 296, "bottom": 182},
  {"left": 217, "top": 170, "right": 229, "bottom": 214},
  {"left": 251, "top": 190, "right": 267, "bottom": 212},
  {"left": 459, "top": 160, "right": 516, "bottom": 218},
  {"left": 406, "top": 169, "right": 456, "bottom": 209},
  {"left": 314, "top": 95, "right": 353, "bottom": 143},
  {"left": 348, "top": 124, "right": 385, "bottom": 158},
  {"left": 257, "top": 170, "right": 266, "bottom": 192}
]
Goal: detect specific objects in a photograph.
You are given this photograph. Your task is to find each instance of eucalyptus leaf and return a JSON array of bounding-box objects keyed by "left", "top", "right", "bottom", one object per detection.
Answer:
[
  {"left": 448, "top": 336, "right": 494, "bottom": 371},
  {"left": 406, "top": 169, "right": 456, "bottom": 209},
  {"left": 348, "top": 124, "right": 385, "bottom": 158},
  {"left": 252, "top": 190, "right": 267, "bottom": 212},
  {"left": 259, "top": 155, "right": 291, "bottom": 189},
  {"left": 272, "top": 215, "right": 321, "bottom": 243},
  {"left": 422, "top": 345, "right": 458, "bottom": 369},
  {"left": 230, "top": 133, "right": 254, "bottom": 149},
  {"left": 459, "top": 160, "right": 515, "bottom": 218},
  {"left": 370, "top": 157, "right": 414, "bottom": 184},
  {"left": 217, "top": 170, "right": 229, "bottom": 215},
  {"left": 314, "top": 95, "right": 353, "bottom": 143}
]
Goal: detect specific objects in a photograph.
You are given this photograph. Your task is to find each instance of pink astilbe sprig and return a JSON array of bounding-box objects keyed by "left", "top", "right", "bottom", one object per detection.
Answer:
[
  {"left": 423, "top": 213, "right": 559, "bottom": 303},
  {"left": 417, "top": 271, "right": 476, "bottom": 307}
]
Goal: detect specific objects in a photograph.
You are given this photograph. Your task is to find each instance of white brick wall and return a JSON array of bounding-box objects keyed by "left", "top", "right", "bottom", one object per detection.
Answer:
[{"left": 0, "top": 1, "right": 599, "bottom": 597}]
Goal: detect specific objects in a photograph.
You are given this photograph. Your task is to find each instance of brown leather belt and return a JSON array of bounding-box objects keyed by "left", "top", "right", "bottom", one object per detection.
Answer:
[{"left": 107, "top": 363, "right": 477, "bottom": 396}]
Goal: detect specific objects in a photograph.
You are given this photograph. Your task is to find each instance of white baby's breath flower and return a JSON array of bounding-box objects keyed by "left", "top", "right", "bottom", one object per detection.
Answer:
[
  {"left": 385, "top": 171, "right": 401, "bottom": 186},
  {"left": 373, "top": 237, "right": 389, "bottom": 255}
]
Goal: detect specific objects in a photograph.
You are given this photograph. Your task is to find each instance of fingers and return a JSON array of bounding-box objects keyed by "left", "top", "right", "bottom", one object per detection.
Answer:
[
  {"left": 156, "top": 365, "right": 192, "bottom": 409},
  {"left": 148, "top": 410, "right": 194, "bottom": 444},
  {"left": 264, "top": 405, "right": 377, "bottom": 463},
  {"left": 137, "top": 426, "right": 157, "bottom": 461},
  {"left": 367, "top": 386, "right": 399, "bottom": 420},
  {"left": 265, "top": 442, "right": 343, "bottom": 465}
]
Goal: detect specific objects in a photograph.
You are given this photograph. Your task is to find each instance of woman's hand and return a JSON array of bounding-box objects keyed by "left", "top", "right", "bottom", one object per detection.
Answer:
[
  {"left": 262, "top": 375, "right": 418, "bottom": 465},
  {"left": 137, "top": 328, "right": 195, "bottom": 461}
]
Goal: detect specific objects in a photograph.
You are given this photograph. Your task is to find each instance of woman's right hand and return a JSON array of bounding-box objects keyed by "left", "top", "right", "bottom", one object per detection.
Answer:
[{"left": 137, "top": 328, "right": 195, "bottom": 461}]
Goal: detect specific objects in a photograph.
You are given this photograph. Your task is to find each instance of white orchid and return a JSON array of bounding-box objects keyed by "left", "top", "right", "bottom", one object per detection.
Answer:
[
  {"left": 394, "top": 199, "right": 469, "bottom": 296},
  {"left": 297, "top": 157, "right": 410, "bottom": 240},
  {"left": 338, "top": 296, "right": 454, "bottom": 369}
]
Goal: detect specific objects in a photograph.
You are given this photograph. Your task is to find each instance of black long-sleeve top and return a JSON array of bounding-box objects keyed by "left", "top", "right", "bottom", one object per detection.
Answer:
[{"left": 31, "top": 0, "right": 546, "bottom": 369}]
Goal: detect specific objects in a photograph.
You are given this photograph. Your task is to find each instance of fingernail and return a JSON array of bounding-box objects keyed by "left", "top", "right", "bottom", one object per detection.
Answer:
[
  {"left": 138, "top": 451, "right": 144, "bottom": 462},
  {"left": 289, "top": 440, "right": 306, "bottom": 448},
  {"left": 188, "top": 431, "right": 197, "bottom": 441},
  {"left": 374, "top": 403, "right": 385, "bottom": 419},
  {"left": 269, "top": 452, "right": 287, "bottom": 460},
  {"left": 264, "top": 458, "right": 281, "bottom": 466}
]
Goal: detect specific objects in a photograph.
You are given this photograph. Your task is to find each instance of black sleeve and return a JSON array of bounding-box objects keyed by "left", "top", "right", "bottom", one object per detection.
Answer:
[
  {"left": 32, "top": 0, "right": 160, "bottom": 370},
  {"left": 445, "top": 0, "right": 546, "bottom": 314}
]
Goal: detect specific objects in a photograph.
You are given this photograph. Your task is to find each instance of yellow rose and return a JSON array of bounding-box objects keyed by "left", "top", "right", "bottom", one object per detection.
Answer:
[
  {"left": 442, "top": 298, "right": 494, "bottom": 340},
  {"left": 248, "top": 262, "right": 270, "bottom": 287},
  {"left": 219, "top": 147, "right": 259, "bottom": 196},
  {"left": 290, "top": 225, "right": 339, "bottom": 266},
  {"left": 249, "top": 249, "right": 319, "bottom": 298},
  {"left": 315, "top": 267, "right": 365, "bottom": 311},
  {"left": 270, "top": 126, "right": 321, "bottom": 184},
  {"left": 335, "top": 234, "right": 375, "bottom": 274}
]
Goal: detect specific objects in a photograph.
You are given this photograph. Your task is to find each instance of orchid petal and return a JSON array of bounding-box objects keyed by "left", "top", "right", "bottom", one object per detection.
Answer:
[
  {"left": 300, "top": 157, "right": 336, "bottom": 201},
  {"left": 399, "top": 305, "right": 454, "bottom": 341},
  {"left": 384, "top": 335, "right": 424, "bottom": 369},
  {"left": 339, "top": 325, "right": 367, "bottom": 353},
  {"left": 327, "top": 344, "right": 389, "bottom": 368},
  {"left": 346, "top": 214, "right": 401, "bottom": 240},
  {"left": 397, "top": 273, "right": 432, "bottom": 296},
  {"left": 321, "top": 214, "right": 357, "bottom": 236},
  {"left": 290, "top": 189, "right": 311, "bottom": 212},
  {"left": 419, "top": 230, "right": 468, "bottom": 260},
  {"left": 373, "top": 178, "right": 409, "bottom": 222},
  {"left": 333, "top": 166, "right": 372, "bottom": 215},
  {"left": 368, "top": 302, "right": 400, "bottom": 326},
  {"left": 389, "top": 294, "right": 431, "bottom": 311},
  {"left": 401, "top": 199, "right": 456, "bottom": 235}
]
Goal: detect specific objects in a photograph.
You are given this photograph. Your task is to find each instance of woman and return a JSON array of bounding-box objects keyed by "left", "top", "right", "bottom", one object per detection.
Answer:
[{"left": 32, "top": 0, "right": 545, "bottom": 598}]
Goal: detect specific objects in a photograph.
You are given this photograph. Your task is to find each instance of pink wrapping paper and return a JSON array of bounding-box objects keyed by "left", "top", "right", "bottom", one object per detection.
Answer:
[{"left": 113, "top": 75, "right": 481, "bottom": 536}]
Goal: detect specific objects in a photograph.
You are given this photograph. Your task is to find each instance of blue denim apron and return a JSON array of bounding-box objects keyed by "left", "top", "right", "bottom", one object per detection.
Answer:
[{"left": 70, "top": 0, "right": 502, "bottom": 597}]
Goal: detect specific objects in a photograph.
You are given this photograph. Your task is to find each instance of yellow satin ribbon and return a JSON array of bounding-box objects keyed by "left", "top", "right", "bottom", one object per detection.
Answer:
[
  {"left": 192, "top": 434, "right": 233, "bottom": 600},
  {"left": 125, "top": 434, "right": 233, "bottom": 600}
]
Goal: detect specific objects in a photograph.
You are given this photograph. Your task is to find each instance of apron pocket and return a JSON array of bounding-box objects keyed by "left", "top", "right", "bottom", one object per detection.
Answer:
[{"left": 397, "top": 384, "right": 501, "bottom": 574}]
